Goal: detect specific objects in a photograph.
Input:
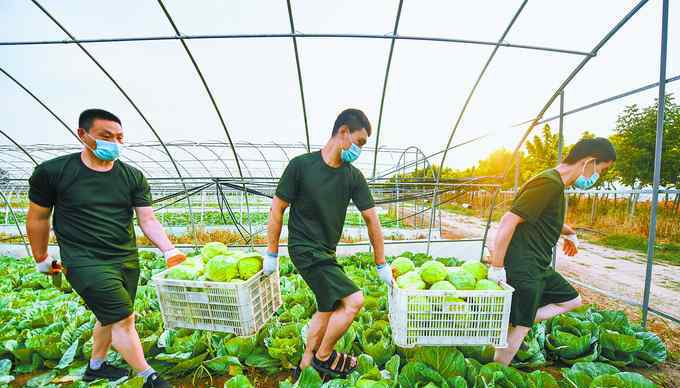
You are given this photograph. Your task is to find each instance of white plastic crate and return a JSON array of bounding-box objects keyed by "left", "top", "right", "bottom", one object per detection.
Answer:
[
  {"left": 389, "top": 282, "right": 514, "bottom": 348},
  {"left": 152, "top": 270, "right": 282, "bottom": 336}
]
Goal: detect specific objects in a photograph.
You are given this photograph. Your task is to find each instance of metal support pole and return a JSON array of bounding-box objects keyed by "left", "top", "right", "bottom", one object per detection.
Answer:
[
  {"left": 372, "top": 0, "right": 404, "bottom": 178},
  {"left": 0, "top": 191, "right": 30, "bottom": 256},
  {"left": 642, "top": 0, "right": 669, "bottom": 327},
  {"left": 427, "top": 0, "right": 528, "bottom": 255},
  {"left": 552, "top": 91, "right": 565, "bottom": 268}
]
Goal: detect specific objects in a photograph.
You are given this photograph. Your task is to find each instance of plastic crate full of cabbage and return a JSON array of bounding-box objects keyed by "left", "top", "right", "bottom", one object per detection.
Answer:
[
  {"left": 153, "top": 242, "right": 282, "bottom": 336},
  {"left": 388, "top": 258, "right": 514, "bottom": 348}
]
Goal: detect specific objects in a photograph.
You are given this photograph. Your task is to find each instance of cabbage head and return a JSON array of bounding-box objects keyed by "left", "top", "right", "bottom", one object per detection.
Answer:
[
  {"left": 206, "top": 255, "right": 239, "bottom": 281},
  {"left": 237, "top": 252, "right": 263, "bottom": 280},
  {"left": 392, "top": 256, "right": 415, "bottom": 277},
  {"left": 166, "top": 265, "right": 200, "bottom": 280},
  {"left": 201, "top": 242, "right": 230, "bottom": 260},
  {"left": 461, "top": 261, "right": 488, "bottom": 281},
  {"left": 447, "top": 267, "right": 477, "bottom": 290},
  {"left": 429, "top": 280, "right": 455, "bottom": 291},
  {"left": 419, "top": 260, "right": 447, "bottom": 285},
  {"left": 397, "top": 270, "right": 426, "bottom": 290},
  {"left": 475, "top": 279, "right": 502, "bottom": 290},
  {"left": 429, "top": 281, "right": 463, "bottom": 309},
  {"left": 183, "top": 255, "right": 205, "bottom": 274}
]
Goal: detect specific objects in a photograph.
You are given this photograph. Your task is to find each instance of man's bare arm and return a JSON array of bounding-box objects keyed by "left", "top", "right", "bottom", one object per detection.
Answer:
[
  {"left": 135, "top": 206, "right": 174, "bottom": 252},
  {"left": 561, "top": 224, "right": 576, "bottom": 235},
  {"left": 490, "top": 212, "right": 524, "bottom": 267},
  {"left": 361, "top": 207, "right": 385, "bottom": 265},
  {"left": 26, "top": 202, "right": 52, "bottom": 260},
  {"left": 267, "top": 196, "right": 289, "bottom": 254}
]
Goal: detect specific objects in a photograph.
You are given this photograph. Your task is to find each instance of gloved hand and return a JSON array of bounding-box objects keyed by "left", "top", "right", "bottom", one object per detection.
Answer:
[
  {"left": 263, "top": 251, "right": 278, "bottom": 276},
  {"left": 163, "top": 248, "right": 186, "bottom": 268},
  {"left": 487, "top": 266, "right": 507, "bottom": 284},
  {"left": 376, "top": 262, "right": 394, "bottom": 288},
  {"left": 563, "top": 233, "right": 579, "bottom": 257},
  {"left": 35, "top": 255, "right": 62, "bottom": 274}
]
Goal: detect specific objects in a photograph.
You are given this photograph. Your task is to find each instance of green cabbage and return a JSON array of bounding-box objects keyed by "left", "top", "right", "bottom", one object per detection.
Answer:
[
  {"left": 166, "top": 265, "right": 200, "bottom": 280},
  {"left": 419, "top": 260, "right": 447, "bottom": 285},
  {"left": 447, "top": 267, "right": 477, "bottom": 290},
  {"left": 201, "top": 242, "right": 230, "bottom": 260},
  {"left": 237, "top": 252, "right": 263, "bottom": 280},
  {"left": 475, "top": 279, "right": 502, "bottom": 291},
  {"left": 392, "top": 256, "right": 415, "bottom": 277},
  {"left": 546, "top": 314, "right": 599, "bottom": 365},
  {"left": 461, "top": 261, "right": 488, "bottom": 281},
  {"left": 429, "top": 280, "right": 456, "bottom": 291},
  {"left": 359, "top": 320, "right": 395, "bottom": 367},
  {"left": 397, "top": 271, "right": 426, "bottom": 290},
  {"left": 183, "top": 255, "right": 205, "bottom": 274},
  {"left": 205, "top": 255, "right": 239, "bottom": 281}
]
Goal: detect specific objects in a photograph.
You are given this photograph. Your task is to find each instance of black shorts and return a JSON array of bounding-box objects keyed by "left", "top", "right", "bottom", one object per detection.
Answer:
[
  {"left": 508, "top": 269, "right": 579, "bottom": 327},
  {"left": 291, "top": 250, "right": 360, "bottom": 313},
  {"left": 65, "top": 261, "right": 140, "bottom": 326}
]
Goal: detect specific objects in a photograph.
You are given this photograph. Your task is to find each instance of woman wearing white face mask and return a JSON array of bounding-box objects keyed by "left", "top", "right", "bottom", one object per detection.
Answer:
[{"left": 488, "top": 137, "right": 616, "bottom": 366}]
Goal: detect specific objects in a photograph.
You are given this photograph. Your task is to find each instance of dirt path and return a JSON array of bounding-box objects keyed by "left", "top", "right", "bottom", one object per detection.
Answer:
[{"left": 398, "top": 206, "right": 680, "bottom": 321}]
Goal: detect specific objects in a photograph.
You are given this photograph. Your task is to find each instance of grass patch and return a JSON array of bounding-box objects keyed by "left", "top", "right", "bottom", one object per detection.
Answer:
[{"left": 594, "top": 233, "right": 680, "bottom": 266}]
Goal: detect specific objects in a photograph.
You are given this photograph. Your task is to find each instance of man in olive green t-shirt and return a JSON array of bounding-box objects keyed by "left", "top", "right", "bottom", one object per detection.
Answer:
[
  {"left": 265, "top": 109, "right": 393, "bottom": 377},
  {"left": 27, "top": 109, "right": 184, "bottom": 388},
  {"left": 489, "top": 138, "right": 616, "bottom": 365}
]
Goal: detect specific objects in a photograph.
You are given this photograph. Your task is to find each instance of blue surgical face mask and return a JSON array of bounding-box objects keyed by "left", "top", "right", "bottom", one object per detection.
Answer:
[
  {"left": 85, "top": 133, "right": 121, "bottom": 161},
  {"left": 574, "top": 160, "right": 599, "bottom": 190},
  {"left": 341, "top": 142, "right": 362, "bottom": 164}
]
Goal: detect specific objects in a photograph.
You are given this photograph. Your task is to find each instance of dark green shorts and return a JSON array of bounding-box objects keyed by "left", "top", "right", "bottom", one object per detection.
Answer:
[
  {"left": 508, "top": 269, "right": 579, "bottom": 327},
  {"left": 292, "top": 250, "right": 359, "bottom": 312},
  {"left": 65, "top": 261, "right": 140, "bottom": 326}
]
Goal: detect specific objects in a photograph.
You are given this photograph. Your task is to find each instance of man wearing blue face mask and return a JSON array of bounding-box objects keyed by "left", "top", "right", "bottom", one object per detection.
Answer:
[
  {"left": 489, "top": 137, "right": 616, "bottom": 365},
  {"left": 265, "top": 108, "right": 391, "bottom": 377},
  {"left": 26, "top": 109, "right": 184, "bottom": 387}
]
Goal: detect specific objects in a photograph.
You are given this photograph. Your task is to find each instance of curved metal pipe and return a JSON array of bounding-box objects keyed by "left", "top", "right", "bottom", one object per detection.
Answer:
[
  {"left": 0, "top": 34, "right": 594, "bottom": 57},
  {"left": 427, "top": 1, "right": 528, "bottom": 254},
  {"left": 31, "top": 0, "right": 199, "bottom": 246},
  {"left": 0, "top": 129, "right": 38, "bottom": 165},
  {"left": 371, "top": 0, "right": 404, "bottom": 178},
  {"left": 198, "top": 143, "right": 234, "bottom": 177},
  {"left": 285, "top": 0, "right": 311, "bottom": 152}
]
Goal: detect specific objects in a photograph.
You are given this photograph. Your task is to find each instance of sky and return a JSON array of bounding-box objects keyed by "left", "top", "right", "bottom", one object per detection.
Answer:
[{"left": 1, "top": 0, "right": 679, "bottom": 179}]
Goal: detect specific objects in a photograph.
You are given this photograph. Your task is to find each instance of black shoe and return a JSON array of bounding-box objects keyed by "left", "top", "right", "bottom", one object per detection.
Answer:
[
  {"left": 82, "top": 362, "right": 129, "bottom": 382},
  {"left": 143, "top": 373, "right": 171, "bottom": 388}
]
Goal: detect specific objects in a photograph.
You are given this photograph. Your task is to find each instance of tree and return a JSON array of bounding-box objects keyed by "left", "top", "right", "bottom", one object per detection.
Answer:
[
  {"left": 610, "top": 95, "right": 680, "bottom": 188},
  {"left": 469, "top": 148, "right": 528, "bottom": 189},
  {"left": 524, "top": 124, "right": 560, "bottom": 179}
]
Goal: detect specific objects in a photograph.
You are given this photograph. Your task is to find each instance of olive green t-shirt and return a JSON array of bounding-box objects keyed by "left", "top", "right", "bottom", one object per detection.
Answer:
[
  {"left": 505, "top": 169, "right": 565, "bottom": 278},
  {"left": 276, "top": 151, "right": 374, "bottom": 269},
  {"left": 28, "top": 153, "right": 151, "bottom": 268}
]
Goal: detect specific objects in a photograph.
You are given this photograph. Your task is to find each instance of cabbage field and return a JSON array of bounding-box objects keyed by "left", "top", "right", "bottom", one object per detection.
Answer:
[{"left": 0, "top": 251, "right": 669, "bottom": 388}]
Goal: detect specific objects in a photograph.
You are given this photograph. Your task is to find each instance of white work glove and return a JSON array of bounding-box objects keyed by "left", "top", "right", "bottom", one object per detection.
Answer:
[
  {"left": 163, "top": 248, "right": 187, "bottom": 268},
  {"left": 562, "top": 233, "right": 579, "bottom": 256},
  {"left": 563, "top": 233, "right": 579, "bottom": 248},
  {"left": 263, "top": 252, "right": 278, "bottom": 276},
  {"left": 35, "top": 255, "right": 62, "bottom": 274},
  {"left": 376, "top": 262, "right": 394, "bottom": 288},
  {"left": 487, "top": 266, "right": 507, "bottom": 284}
]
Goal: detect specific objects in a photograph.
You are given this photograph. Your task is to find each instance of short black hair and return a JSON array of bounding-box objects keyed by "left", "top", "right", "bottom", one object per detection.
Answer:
[
  {"left": 331, "top": 108, "right": 372, "bottom": 137},
  {"left": 79, "top": 109, "right": 121, "bottom": 131},
  {"left": 563, "top": 137, "right": 616, "bottom": 165}
]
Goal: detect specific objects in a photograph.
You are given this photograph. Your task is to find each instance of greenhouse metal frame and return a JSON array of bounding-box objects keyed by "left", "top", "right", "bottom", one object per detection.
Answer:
[{"left": 0, "top": 0, "right": 674, "bottom": 325}]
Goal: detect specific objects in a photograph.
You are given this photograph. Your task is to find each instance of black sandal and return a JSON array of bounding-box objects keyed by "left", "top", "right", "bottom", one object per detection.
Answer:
[
  {"left": 292, "top": 366, "right": 302, "bottom": 380},
  {"left": 312, "top": 350, "right": 357, "bottom": 377}
]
